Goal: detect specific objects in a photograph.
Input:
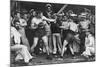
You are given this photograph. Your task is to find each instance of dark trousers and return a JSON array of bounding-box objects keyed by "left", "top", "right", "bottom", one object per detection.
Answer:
[{"left": 79, "top": 32, "right": 86, "bottom": 54}]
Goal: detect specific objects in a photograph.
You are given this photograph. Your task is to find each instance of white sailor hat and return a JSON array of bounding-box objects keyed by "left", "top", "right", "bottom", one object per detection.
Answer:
[{"left": 46, "top": 4, "right": 52, "bottom": 7}]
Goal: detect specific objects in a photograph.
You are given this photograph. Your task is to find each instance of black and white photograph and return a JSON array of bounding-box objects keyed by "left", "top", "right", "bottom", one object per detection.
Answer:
[{"left": 10, "top": 0, "right": 95, "bottom": 67}]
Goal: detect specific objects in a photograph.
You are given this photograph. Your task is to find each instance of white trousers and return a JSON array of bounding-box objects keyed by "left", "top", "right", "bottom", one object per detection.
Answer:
[
  {"left": 11, "top": 45, "right": 33, "bottom": 63},
  {"left": 82, "top": 47, "right": 95, "bottom": 56}
]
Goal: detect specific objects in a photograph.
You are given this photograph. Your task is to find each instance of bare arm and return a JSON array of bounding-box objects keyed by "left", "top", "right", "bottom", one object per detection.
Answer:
[
  {"left": 59, "top": 22, "right": 69, "bottom": 29},
  {"left": 59, "top": 26, "right": 67, "bottom": 29},
  {"left": 42, "top": 16, "right": 56, "bottom": 23}
]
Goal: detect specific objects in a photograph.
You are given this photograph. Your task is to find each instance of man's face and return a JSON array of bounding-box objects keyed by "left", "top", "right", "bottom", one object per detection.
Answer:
[
  {"left": 16, "top": 13, "right": 21, "bottom": 18},
  {"left": 40, "top": 13, "right": 43, "bottom": 17},
  {"left": 24, "top": 14, "right": 27, "bottom": 18},
  {"left": 68, "top": 19, "right": 73, "bottom": 22},
  {"left": 15, "top": 22, "right": 20, "bottom": 28},
  {"left": 47, "top": 7, "right": 51, "bottom": 11},
  {"left": 37, "top": 12, "right": 43, "bottom": 18},
  {"left": 32, "top": 11, "right": 36, "bottom": 16},
  {"left": 64, "top": 16, "right": 68, "bottom": 20}
]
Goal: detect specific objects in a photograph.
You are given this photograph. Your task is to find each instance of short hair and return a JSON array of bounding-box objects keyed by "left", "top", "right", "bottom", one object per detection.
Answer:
[
  {"left": 36, "top": 11, "right": 42, "bottom": 15},
  {"left": 14, "top": 11, "right": 21, "bottom": 15},
  {"left": 35, "top": 11, "right": 43, "bottom": 18},
  {"left": 29, "top": 9, "right": 35, "bottom": 14}
]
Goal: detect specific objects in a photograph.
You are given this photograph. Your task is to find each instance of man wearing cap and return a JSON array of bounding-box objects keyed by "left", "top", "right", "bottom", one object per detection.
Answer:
[
  {"left": 44, "top": 4, "right": 55, "bottom": 53},
  {"left": 78, "top": 13, "right": 91, "bottom": 54}
]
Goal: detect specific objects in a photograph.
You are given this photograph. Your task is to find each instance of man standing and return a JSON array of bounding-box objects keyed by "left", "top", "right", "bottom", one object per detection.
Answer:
[
  {"left": 79, "top": 13, "right": 91, "bottom": 54},
  {"left": 30, "top": 11, "right": 55, "bottom": 59},
  {"left": 44, "top": 4, "right": 55, "bottom": 53},
  {"left": 60, "top": 18, "right": 79, "bottom": 57}
]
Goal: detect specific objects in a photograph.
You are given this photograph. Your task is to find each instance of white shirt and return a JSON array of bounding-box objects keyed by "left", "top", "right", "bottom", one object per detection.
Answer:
[
  {"left": 69, "top": 21, "right": 78, "bottom": 32},
  {"left": 31, "top": 17, "right": 46, "bottom": 28},
  {"left": 11, "top": 27, "right": 21, "bottom": 44},
  {"left": 19, "top": 19, "right": 27, "bottom": 27},
  {"left": 31, "top": 16, "right": 55, "bottom": 28},
  {"left": 80, "top": 20, "right": 90, "bottom": 29},
  {"left": 61, "top": 21, "right": 69, "bottom": 30},
  {"left": 85, "top": 34, "right": 95, "bottom": 48}
]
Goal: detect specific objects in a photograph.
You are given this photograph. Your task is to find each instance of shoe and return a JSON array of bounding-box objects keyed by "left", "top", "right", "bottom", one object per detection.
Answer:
[
  {"left": 27, "top": 62, "right": 33, "bottom": 66},
  {"left": 31, "top": 53, "right": 36, "bottom": 57},
  {"left": 29, "top": 59, "right": 33, "bottom": 62},
  {"left": 29, "top": 57, "right": 36, "bottom": 62},
  {"left": 60, "top": 55, "right": 63, "bottom": 58},
  {"left": 53, "top": 50, "right": 57, "bottom": 54},
  {"left": 57, "top": 58, "right": 63, "bottom": 61},
  {"left": 53, "top": 51, "right": 57, "bottom": 54},
  {"left": 54, "top": 55, "right": 58, "bottom": 58},
  {"left": 72, "top": 56, "right": 77, "bottom": 59}
]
